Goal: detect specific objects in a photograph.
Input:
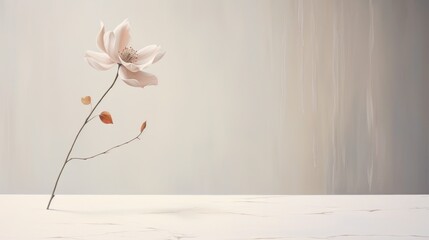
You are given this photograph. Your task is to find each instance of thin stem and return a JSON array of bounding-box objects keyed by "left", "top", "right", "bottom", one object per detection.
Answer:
[
  {"left": 46, "top": 64, "right": 121, "bottom": 210},
  {"left": 67, "top": 132, "right": 142, "bottom": 162},
  {"left": 87, "top": 114, "right": 99, "bottom": 123}
]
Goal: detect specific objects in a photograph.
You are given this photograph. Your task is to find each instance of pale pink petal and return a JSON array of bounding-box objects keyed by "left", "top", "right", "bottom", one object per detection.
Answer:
[
  {"left": 85, "top": 50, "right": 115, "bottom": 70},
  {"left": 85, "top": 56, "right": 115, "bottom": 71},
  {"left": 85, "top": 50, "right": 114, "bottom": 64},
  {"left": 103, "top": 31, "right": 120, "bottom": 63},
  {"left": 135, "top": 45, "right": 159, "bottom": 65},
  {"left": 152, "top": 49, "right": 166, "bottom": 63},
  {"left": 97, "top": 22, "right": 106, "bottom": 52},
  {"left": 119, "top": 55, "right": 141, "bottom": 72},
  {"left": 119, "top": 67, "right": 158, "bottom": 88},
  {"left": 113, "top": 19, "right": 131, "bottom": 53}
]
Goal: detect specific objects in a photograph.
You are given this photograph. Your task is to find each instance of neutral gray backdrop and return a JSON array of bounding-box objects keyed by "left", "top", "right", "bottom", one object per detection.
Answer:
[{"left": 0, "top": 0, "right": 428, "bottom": 194}]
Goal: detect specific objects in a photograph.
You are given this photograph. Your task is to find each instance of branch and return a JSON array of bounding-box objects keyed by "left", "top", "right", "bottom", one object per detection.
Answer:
[
  {"left": 67, "top": 131, "right": 143, "bottom": 162},
  {"left": 47, "top": 64, "right": 121, "bottom": 210}
]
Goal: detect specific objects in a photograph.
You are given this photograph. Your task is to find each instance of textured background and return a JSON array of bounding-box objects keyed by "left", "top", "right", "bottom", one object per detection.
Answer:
[{"left": 0, "top": 0, "right": 428, "bottom": 194}]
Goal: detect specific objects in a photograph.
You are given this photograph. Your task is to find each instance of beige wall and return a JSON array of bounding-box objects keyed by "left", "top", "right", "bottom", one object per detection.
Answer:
[{"left": 0, "top": 0, "right": 428, "bottom": 194}]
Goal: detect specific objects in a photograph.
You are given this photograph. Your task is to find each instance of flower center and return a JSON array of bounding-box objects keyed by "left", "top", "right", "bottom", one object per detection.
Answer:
[{"left": 119, "top": 47, "right": 138, "bottom": 63}]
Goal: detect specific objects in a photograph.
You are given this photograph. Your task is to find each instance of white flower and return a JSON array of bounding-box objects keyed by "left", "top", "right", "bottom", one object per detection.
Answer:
[{"left": 85, "top": 19, "right": 165, "bottom": 88}]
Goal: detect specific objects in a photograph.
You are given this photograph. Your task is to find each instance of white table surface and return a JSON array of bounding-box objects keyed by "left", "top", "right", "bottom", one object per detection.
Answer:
[{"left": 0, "top": 195, "right": 428, "bottom": 240}]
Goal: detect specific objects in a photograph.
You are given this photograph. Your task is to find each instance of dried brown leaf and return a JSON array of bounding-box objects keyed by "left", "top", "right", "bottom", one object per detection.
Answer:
[
  {"left": 99, "top": 111, "right": 113, "bottom": 124},
  {"left": 140, "top": 121, "right": 147, "bottom": 133},
  {"left": 81, "top": 96, "right": 91, "bottom": 105}
]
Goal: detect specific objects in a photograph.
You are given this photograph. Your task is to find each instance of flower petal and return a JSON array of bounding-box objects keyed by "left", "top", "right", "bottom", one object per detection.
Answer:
[
  {"left": 119, "top": 55, "right": 141, "bottom": 72},
  {"left": 85, "top": 50, "right": 114, "bottom": 64},
  {"left": 153, "top": 49, "right": 166, "bottom": 63},
  {"left": 114, "top": 19, "right": 131, "bottom": 53},
  {"left": 85, "top": 50, "right": 115, "bottom": 71},
  {"left": 135, "top": 45, "right": 159, "bottom": 66},
  {"left": 85, "top": 57, "right": 115, "bottom": 71},
  {"left": 119, "top": 67, "right": 158, "bottom": 88},
  {"left": 97, "top": 22, "right": 106, "bottom": 53},
  {"left": 104, "top": 31, "right": 119, "bottom": 63}
]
